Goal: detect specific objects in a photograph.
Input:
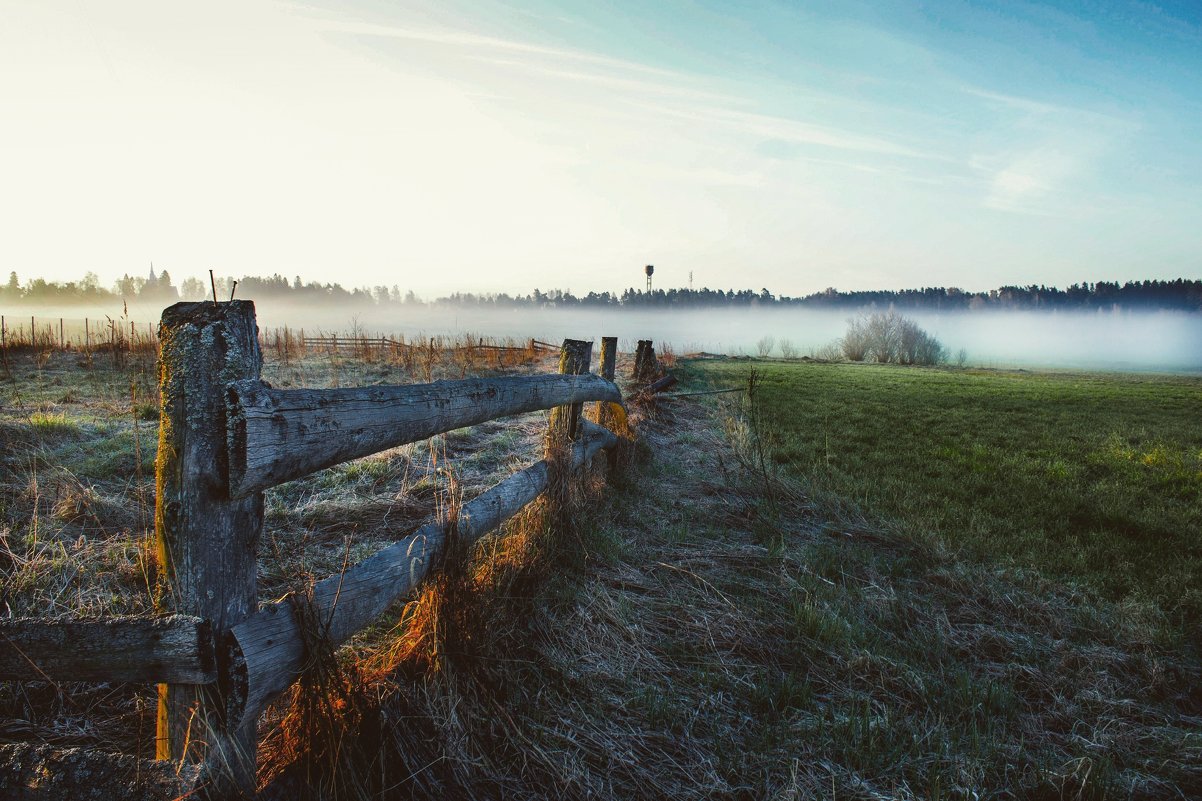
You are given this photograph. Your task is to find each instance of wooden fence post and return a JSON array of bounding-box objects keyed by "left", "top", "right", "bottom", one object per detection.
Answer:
[
  {"left": 546, "top": 339, "right": 593, "bottom": 534},
  {"left": 156, "top": 300, "right": 263, "bottom": 798},
  {"left": 599, "top": 337, "right": 616, "bottom": 382},
  {"left": 633, "top": 339, "right": 658, "bottom": 382},
  {"left": 548, "top": 339, "right": 593, "bottom": 445},
  {"left": 597, "top": 337, "right": 620, "bottom": 470}
]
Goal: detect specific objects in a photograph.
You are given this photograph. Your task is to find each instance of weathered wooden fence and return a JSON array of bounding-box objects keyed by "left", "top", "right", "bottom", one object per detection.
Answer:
[
  {"left": 0, "top": 301, "right": 629, "bottom": 798},
  {"left": 295, "top": 333, "right": 556, "bottom": 356},
  {"left": 0, "top": 313, "right": 159, "bottom": 357},
  {"left": 0, "top": 316, "right": 560, "bottom": 359}
]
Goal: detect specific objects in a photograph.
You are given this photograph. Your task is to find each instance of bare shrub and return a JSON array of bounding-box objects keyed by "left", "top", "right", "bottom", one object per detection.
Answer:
[
  {"left": 756, "top": 336, "right": 775, "bottom": 358},
  {"left": 813, "top": 342, "right": 844, "bottom": 361},
  {"left": 779, "top": 339, "right": 797, "bottom": 359},
  {"left": 865, "top": 312, "right": 900, "bottom": 363},
  {"left": 843, "top": 311, "right": 946, "bottom": 366},
  {"left": 840, "top": 318, "right": 870, "bottom": 361}
]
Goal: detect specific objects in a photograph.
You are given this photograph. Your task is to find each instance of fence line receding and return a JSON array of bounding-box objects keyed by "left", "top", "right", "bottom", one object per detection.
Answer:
[{"left": 0, "top": 301, "right": 632, "bottom": 799}]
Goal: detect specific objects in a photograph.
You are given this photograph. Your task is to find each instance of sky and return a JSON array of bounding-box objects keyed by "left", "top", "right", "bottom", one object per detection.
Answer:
[{"left": 3, "top": 0, "right": 1202, "bottom": 298}]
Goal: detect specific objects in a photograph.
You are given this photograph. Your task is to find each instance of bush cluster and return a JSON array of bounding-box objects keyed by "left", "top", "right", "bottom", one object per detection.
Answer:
[{"left": 841, "top": 311, "right": 946, "bottom": 365}]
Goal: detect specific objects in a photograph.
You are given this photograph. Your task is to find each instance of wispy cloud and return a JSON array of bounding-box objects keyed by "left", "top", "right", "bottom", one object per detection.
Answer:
[
  {"left": 627, "top": 101, "right": 946, "bottom": 163},
  {"left": 958, "top": 84, "right": 1132, "bottom": 128},
  {"left": 958, "top": 83, "right": 1138, "bottom": 214},
  {"left": 975, "top": 149, "right": 1063, "bottom": 211},
  {"left": 311, "top": 13, "right": 950, "bottom": 175},
  {"left": 972, "top": 143, "right": 1110, "bottom": 215},
  {"left": 311, "top": 18, "right": 703, "bottom": 83},
  {"left": 464, "top": 55, "right": 739, "bottom": 103}
]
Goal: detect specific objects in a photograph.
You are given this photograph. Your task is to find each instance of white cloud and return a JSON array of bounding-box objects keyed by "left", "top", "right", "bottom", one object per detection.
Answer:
[{"left": 960, "top": 83, "right": 1138, "bottom": 215}]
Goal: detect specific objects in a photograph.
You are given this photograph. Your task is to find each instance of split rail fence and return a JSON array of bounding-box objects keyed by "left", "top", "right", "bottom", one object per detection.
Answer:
[
  {"left": 296, "top": 334, "right": 557, "bottom": 355},
  {"left": 0, "top": 301, "right": 637, "bottom": 798},
  {"left": 0, "top": 314, "right": 560, "bottom": 360}
]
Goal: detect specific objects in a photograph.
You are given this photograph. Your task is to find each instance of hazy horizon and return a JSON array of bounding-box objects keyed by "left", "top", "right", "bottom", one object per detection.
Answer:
[{"left": 9, "top": 299, "right": 1201, "bottom": 373}]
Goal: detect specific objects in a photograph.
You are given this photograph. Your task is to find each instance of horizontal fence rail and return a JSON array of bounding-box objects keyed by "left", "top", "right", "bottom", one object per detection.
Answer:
[
  {"left": 226, "top": 373, "right": 621, "bottom": 497},
  {"left": 0, "top": 615, "right": 215, "bottom": 684}
]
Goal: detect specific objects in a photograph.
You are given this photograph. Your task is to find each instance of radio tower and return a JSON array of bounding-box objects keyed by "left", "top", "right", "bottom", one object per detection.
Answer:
[
  {"left": 689, "top": 270, "right": 693, "bottom": 290},
  {"left": 645, "top": 264, "right": 654, "bottom": 292}
]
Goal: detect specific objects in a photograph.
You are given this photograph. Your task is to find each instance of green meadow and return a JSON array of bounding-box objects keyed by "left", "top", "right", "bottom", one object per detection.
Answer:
[{"left": 686, "top": 360, "right": 1202, "bottom": 636}]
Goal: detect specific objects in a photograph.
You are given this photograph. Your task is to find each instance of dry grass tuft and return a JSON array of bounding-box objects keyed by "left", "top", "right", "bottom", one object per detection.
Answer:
[
  {"left": 45, "top": 470, "right": 110, "bottom": 527},
  {"left": 257, "top": 589, "right": 384, "bottom": 801},
  {"left": 265, "top": 432, "right": 610, "bottom": 800}
]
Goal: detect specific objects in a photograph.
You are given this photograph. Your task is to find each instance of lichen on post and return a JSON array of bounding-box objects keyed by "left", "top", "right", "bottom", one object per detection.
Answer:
[
  {"left": 155, "top": 300, "right": 263, "bottom": 797},
  {"left": 547, "top": 339, "right": 593, "bottom": 447}
]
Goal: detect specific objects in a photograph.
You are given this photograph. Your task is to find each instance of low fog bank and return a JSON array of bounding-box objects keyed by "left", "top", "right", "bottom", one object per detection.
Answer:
[
  {"left": 10, "top": 301, "right": 1201, "bottom": 372},
  {"left": 905, "top": 309, "right": 1202, "bottom": 372},
  {"left": 255, "top": 304, "right": 1200, "bottom": 372}
]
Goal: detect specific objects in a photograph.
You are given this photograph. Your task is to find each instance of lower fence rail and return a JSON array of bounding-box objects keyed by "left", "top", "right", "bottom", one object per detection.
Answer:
[{"left": 228, "top": 419, "right": 618, "bottom": 730}]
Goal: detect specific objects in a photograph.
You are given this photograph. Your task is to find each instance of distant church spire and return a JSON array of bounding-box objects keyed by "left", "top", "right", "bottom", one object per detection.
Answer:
[{"left": 148, "top": 261, "right": 157, "bottom": 283}]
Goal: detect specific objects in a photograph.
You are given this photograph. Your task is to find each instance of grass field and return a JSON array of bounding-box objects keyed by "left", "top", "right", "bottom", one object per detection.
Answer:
[
  {"left": 685, "top": 359, "right": 1202, "bottom": 638},
  {"left": 3, "top": 346, "right": 1201, "bottom": 799}
]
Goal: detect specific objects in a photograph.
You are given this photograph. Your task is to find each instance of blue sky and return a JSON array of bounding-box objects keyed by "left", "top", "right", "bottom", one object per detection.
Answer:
[{"left": 2, "top": 0, "right": 1201, "bottom": 296}]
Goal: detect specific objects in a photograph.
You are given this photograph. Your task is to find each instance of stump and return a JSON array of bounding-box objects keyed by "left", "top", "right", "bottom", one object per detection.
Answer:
[{"left": 633, "top": 339, "right": 658, "bottom": 382}]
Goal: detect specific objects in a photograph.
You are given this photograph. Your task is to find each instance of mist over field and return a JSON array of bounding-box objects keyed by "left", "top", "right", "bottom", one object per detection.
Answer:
[
  {"left": 274, "top": 305, "right": 1202, "bottom": 371},
  {"left": 13, "top": 300, "right": 1201, "bottom": 372}
]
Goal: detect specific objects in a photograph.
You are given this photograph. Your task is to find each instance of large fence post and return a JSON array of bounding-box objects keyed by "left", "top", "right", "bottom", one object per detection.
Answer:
[
  {"left": 156, "top": 300, "right": 263, "bottom": 798},
  {"left": 548, "top": 339, "right": 593, "bottom": 445}
]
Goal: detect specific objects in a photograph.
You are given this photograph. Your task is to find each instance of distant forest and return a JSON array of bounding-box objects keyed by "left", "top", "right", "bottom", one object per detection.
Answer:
[{"left": 3, "top": 269, "right": 1201, "bottom": 312}]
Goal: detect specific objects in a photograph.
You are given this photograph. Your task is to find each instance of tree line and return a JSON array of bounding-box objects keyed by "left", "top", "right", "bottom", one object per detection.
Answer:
[{"left": 3, "top": 270, "right": 1200, "bottom": 312}]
